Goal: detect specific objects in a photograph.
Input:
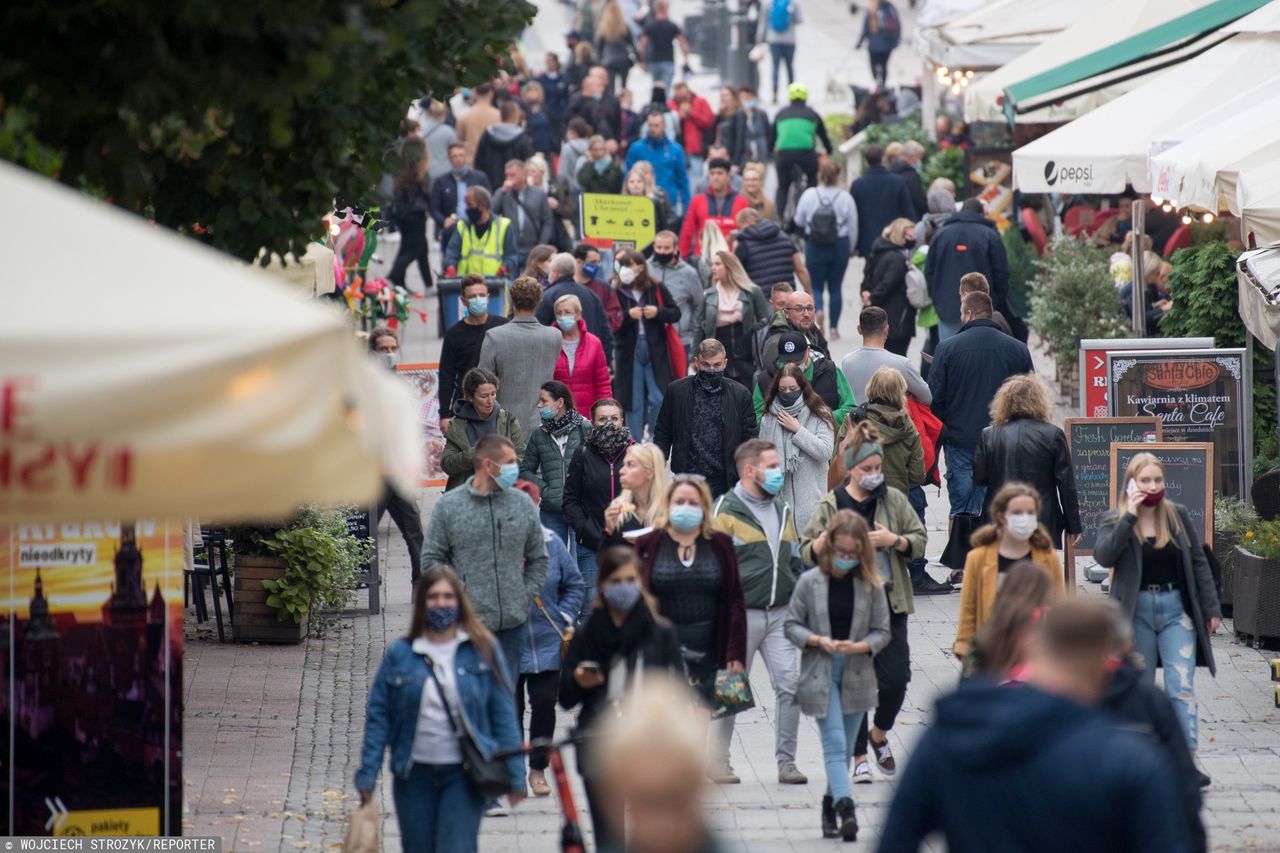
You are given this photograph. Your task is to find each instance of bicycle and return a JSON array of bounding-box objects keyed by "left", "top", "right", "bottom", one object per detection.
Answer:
[{"left": 492, "top": 732, "right": 587, "bottom": 853}]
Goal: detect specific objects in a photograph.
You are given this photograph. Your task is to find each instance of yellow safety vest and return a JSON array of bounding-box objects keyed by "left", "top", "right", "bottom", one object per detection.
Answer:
[{"left": 457, "top": 216, "right": 511, "bottom": 276}]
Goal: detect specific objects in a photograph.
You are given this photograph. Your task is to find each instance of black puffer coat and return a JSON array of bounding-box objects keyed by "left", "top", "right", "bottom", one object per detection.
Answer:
[{"left": 863, "top": 236, "right": 916, "bottom": 338}]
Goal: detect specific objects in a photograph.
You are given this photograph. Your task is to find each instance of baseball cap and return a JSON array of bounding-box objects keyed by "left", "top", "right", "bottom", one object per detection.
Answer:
[{"left": 777, "top": 331, "right": 808, "bottom": 362}]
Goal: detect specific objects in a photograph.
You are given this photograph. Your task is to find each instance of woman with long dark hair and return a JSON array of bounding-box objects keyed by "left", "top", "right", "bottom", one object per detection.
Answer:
[
  {"left": 613, "top": 249, "right": 682, "bottom": 438},
  {"left": 559, "top": 545, "right": 685, "bottom": 849},
  {"left": 442, "top": 368, "right": 526, "bottom": 491},
  {"left": 520, "top": 380, "right": 590, "bottom": 546},
  {"left": 758, "top": 364, "right": 835, "bottom": 532},
  {"left": 356, "top": 564, "right": 525, "bottom": 852},
  {"left": 522, "top": 244, "right": 556, "bottom": 289},
  {"left": 388, "top": 137, "right": 433, "bottom": 294}
]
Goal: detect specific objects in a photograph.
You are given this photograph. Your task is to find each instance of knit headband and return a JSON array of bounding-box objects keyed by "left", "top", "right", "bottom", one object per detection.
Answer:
[{"left": 851, "top": 442, "right": 883, "bottom": 466}]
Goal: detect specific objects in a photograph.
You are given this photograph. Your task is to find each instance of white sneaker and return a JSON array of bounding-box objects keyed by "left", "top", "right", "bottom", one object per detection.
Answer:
[
  {"left": 852, "top": 761, "right": 872, "bottom": 784},
  {"left": 484, "top": 800, "right": 509, "bottom": 817}
]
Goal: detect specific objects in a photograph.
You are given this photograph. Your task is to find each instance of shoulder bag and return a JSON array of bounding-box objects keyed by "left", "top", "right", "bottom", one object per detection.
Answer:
[
  {"left": 533, "top": 595, "right": 575, "bottom": 659},
  {"left": 422, "top": 655, "right": 512, "bottom": 799},
  {"left": 653, "top": 285, "right": 688, "bottom": 379}
]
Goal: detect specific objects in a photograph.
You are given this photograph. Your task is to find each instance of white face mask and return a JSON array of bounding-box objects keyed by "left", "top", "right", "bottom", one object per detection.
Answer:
[
  {"left": 1005, "top": 513, "right": 1039, "bottom": 542},
  {"left": 618, "top": 266, "right": 637, "bottom": 285}
]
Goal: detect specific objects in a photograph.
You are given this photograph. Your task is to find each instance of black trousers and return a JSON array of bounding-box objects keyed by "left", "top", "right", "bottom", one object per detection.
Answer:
[
  {"left": 869, "top": 51, "right": 891, "bottom": 89},
  {"left": 377, "top": 482, "right": 423, "bottom": 583},
  {"left": 388, "top": 235, "right": 432, "bottom": 291},
  {"left": 885, "top": 335, "right": 912, "bottom": 357},
  {"left": 516, "top": 670, "right": 560, "bottom": 771},
  {"left": 582, "top": 774, "right": 617, "bottom": 852},
  {"left": 774, "top": 149, "right": 818, "bottom": 222},
  {"left": 854, "top": 608, "right": 910, "bottom": 755}
]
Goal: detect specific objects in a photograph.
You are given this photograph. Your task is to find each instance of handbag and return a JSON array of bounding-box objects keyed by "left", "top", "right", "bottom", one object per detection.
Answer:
[
  {"left": 533, "top": 595, "right": 574, "bottom": 659},
  {"left": 342, "top": 801, "right": 379, "bottom": 853},
  {"left": 653, "top": 285, "right": 688, "bottom": 379},
  {"left": 421, "top": 656, "right": 512, "bottom": 799},
  {"left": 712, "top": 670, "right": 756, "bottom": 719}
]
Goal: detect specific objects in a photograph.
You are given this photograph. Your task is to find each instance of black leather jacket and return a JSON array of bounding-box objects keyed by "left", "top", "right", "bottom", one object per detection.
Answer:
[{"left": 973, "top": 417, "right": 1081, "bottom": 548}]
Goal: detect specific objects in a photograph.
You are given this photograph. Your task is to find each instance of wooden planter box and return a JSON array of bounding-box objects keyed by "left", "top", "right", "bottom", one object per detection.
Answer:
[
  {"left": 1213, "top": 530, "right": 1237, "bottom": 614},
  {"left": 1231, "top": 545, "right": 1280, "bottom": 644},
  {"left": 233, "top": 555, "right": 309, "bottom": 644}
]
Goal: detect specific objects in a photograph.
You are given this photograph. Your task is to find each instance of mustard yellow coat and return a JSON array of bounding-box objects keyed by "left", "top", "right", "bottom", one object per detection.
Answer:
[{"left": 952, "top": 542, "right": 1063, "bottom": 656}]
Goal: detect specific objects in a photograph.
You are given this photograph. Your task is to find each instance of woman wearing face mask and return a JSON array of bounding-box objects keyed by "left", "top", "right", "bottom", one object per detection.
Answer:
[
  {"left": 973, "top": 374, "right": 1082, "bottom": 551},
  {"left": 847, "top": 367, "right": 925, "bottom": 496},
  {"left": 613, "top": 249, "right": 682, "bottom": 439},
  {"left": 577, "top": 135, "right": 624, "bottom": 194},
  {"left": 563, "top": 400, "right": 635, "bottom": 615},
  {"left": 442, "top": 368, "right": 526, "bottom": 491},
  {"left": 702, "top": 250, "right": 769, "bottom": 387},
  {"left": 558, "top": 545, "right": 685, "bottom": 850},
  {"left": 520, "top": 381, "right": 591, "bottom": 547},
  {"left": 953, "top": 482, "right": 1064, "bottom": 661},
  {"left": 800, "top": 420, "right": 925, "bottom": 785},
  {"left": 622, "top": 162, "right": 674, "bottom": 235},
  {"left": 522, "top": 244, "right": 556, "bottom": 289},
  {"left": 862, "top": 218, "right": 919, "bottom": 356},
  {"left": 356, "top": 564, "right": 526, "bottom": 852},
  {"left": 634, "top": 477, "right": 747, "bottom": 708},
  {"left": 1095, "top": 454, "right": 1220, "bottom": 778},
  {"left": 550, "top": 295, "right": 613, "bottom": 413},
  {"left": 759, "top": 364, "right": 835, "bottom": 532},
  {"left": 786, "top": 510, "right": 890, "bottom": 841}
]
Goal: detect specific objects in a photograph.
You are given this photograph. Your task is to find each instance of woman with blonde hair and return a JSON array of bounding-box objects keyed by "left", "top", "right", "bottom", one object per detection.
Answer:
[
  {"left": 786, "top": 510, "right": 890, "bottom": 840},
  {"left": 623, "top": 161, "right": 674, "bottom": 233},
  {"left": 954, "top": 482, "right": 1064, "bottom": 658},
  {"left": 862, "top": 217, "right": 919, "bottom": 355},
  {"left": 1095, "top": 453, "right": 1220, "bottom": 772},
  {"left": 634, "top": 476, "right": 748, "bottom": 711},
  {"left": 857, "top": 367, "right": 925, "bottom": 496},
  {"left": 703, "top": 250, "right": 769, "bottom": 385},
  {"left": 551, "top": 294, "right": 613, "bottom": 413},
  {"left": 595, "top": 0, "right": 637, "bottom": 93},
  {"left": 973, "top": 373, "right": 1081, "bottom": 549},
  {"left": 602, "top": 442, "right": 670, "bottom": 542}
]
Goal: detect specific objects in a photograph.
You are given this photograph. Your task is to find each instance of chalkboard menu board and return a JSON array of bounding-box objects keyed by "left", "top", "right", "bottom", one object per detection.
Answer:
[
  {"left": 346, "top": 508, "right": 375, "bottom": 574},
  {"left": 1110, "top": 442, "right": 1214, "bottom": 547},
  {"left": 1066, "top": 418, "right": 1162, "bottom": 555},
  {"left": 1108, "top": 348, "right": 1251, "bottom": 499}
]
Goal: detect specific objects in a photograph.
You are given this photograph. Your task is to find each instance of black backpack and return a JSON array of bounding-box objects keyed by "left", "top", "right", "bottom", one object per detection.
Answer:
[{"left": 808, "top": 190, "right": 839, "bottom": 245}]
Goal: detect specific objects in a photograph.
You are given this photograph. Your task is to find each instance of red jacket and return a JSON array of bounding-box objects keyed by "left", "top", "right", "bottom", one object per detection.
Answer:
[
  {"left": 679, "top": 190, "right": 750, "bottom": 258},
  {"left": 554, "top": 322, "right": 613, "bottom": 413},
  {"left": 907, "top": 396, "right": 943, "bottom": 486},
  {"left": 668, "top": 95, "right": 716, "bottom": 157}
]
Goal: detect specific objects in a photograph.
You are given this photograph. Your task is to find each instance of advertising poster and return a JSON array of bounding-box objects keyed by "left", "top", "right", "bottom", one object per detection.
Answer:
[
  {"left": 396, "top": 363, "right": 447, "bottom": 488},
  {"left": 578, "top": 193, "right": 656, "bottom": 252},
  {"left": 1, "top": 519, "right": 183, "bottom": 835},
  {"left": 1108, "top": 348, "right": 1251, "bottom": 498}
]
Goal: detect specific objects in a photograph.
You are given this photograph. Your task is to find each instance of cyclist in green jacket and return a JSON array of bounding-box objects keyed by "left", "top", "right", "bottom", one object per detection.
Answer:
[{"left": 771, "top": 82, "right": 833, "bottom": 221}]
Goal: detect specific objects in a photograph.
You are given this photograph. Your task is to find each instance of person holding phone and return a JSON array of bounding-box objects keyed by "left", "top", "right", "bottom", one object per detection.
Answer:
[
  {"left": 786, "top": 510, "right": 891, "bottom": 841},
  {"left": 1094, "top": 453, "right": 1221, "bottom": 784},
  {"left": 558, "top": 545, "right": 685, "bottom": 850}
]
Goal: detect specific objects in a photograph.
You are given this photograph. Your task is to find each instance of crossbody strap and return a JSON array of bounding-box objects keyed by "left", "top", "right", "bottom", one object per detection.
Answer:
[
  {"left": 532, "top": 595, "right": 566, "bottom": 641},
  {"left": 420, "top": 654, "right": 468, "bottom": 739}
]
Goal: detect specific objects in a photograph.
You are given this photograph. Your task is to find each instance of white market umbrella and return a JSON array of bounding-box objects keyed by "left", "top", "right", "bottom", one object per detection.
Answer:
[
  {"left": 916, "top": 0, "right": 1107, "bottom": 70},
  {"left": 1147, "top": 92, "right": 1280, "bottom": 212},
  {"left": 1238, "top": 160, "right": 1280, "bottom": 247},
  {"left": 1011, "top": 35, "right": 1280, "bottom": 193},
  {"left": 0, "top": 162, "right": 421, "bottom": 523}
]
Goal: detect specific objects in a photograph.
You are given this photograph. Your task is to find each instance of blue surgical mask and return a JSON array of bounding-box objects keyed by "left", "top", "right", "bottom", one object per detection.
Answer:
[
  {"left": 425, "top": 606, "right": 459, "bottom": 632},
  {"left": 539, "top": 405, "right": 557, "bottom": 421},
  {"left": 602, "top": 581, "right": 642, "bottom": 612},
  {"left": 833, "top": 556, "right": 859, "bottom": 573},
  {"left": 466, "top": 296, "right": 488, "bottom": 316},
  {"left": 593, "top": 158, "right": 610, "bottom": 173},
  {"left": 582, "top": 261, "right": 601, "bottom": 279},
  {"left": 669, "top": 505, "right": 704, "bottom": 532},
  {"left": 556, "top": 315, "right": 577, "bottom": 331},
  {"left": 760, "top": 467, "right": 785, "bottom": 495},
  {"left": 495, "top": 462, "right": 520, "bottom": 489}
]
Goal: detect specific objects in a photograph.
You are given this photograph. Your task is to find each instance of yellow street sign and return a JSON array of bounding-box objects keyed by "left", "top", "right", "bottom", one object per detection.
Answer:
[
  {"left": 579, "top": 194, "right": 656, "bottom": 246},
  {"left": 54, "top": 807, "right": 161, "bottom": 836}
]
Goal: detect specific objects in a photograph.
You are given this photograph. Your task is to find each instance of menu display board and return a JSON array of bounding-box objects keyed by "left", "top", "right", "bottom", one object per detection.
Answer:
[
  {"left": 396, "top": 363, "right": 447, "bottom": 487},
  {"left": 1107, "top": 348, "right": 1250, "bottom": 499},
  {"left": 1110, "top": 443, "right": 1214, "bottom": 547},
  {"left": 1078, "top": 337, "right": 1214, "bottom": 419},
  {"left": 1065, "top": 418, "right": 1162, "bottom": 555}
]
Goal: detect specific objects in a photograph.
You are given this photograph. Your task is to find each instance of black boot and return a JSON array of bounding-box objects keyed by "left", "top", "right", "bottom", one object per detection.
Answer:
[
  {"left": 834, "top": 797, "right": 858, "bottom": 842},
  {"left": 820, "top": 795, "right": 838, "bottom": 839}
]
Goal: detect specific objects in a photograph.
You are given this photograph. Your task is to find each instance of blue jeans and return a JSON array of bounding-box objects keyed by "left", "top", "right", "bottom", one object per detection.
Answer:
[
  {"left": 628, "top": 336, "right": 664, "bottom": 440},
  {"left": 943, "top": 444, "right": 985, "bottom": 517},
  {"left": 769, "top": 43, "right": 796, "bottom": 99},
  {"left": 494, "top": 626, "right": 527, "bottom": 691},
  {"left": 540, "top": 507, "right": 573, "bottom": 551},
  {"left": 937, "top": 316, "right": 962, "bottom": 342},
  {"left": 576, "top": 543, "right": 598, "bottom": 621},
  {"left": 816, "top": 654, "right": 865, "bottom": 801},
  {"left": 907, "top": 485, "right": 928, "bottom": 583},
  {"left": 650, "top": 61, "right": 675, "bottom": 94},
  {"left": 392, "top": 762, "right": 484, "bottom": 853},
  {"left": 806, "top": 238, "right": 851, "bottom": 329},
  {"left": 1133, "top": 588, "right": 1199, "bottom": 749}
]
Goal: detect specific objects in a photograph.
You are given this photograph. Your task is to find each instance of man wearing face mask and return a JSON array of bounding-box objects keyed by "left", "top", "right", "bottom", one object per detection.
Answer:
[
  {"left": 654, "top": 339, "right": 757, "bottom": 497},
  {"left": 572, "top": 243, "right": 624, "bottom": 333},
  {"left": 422, "top": 434, "right": 550, "bottom": 683},
  {"left": 443, "top": 186, "right": 518, "bottom": 278},
  {"left": 535, "top": 252, "right": 613, "bottom": 368},
  {"left": 647, "top": 230, "right": 704, "bottom": 357},
  {"left": 709, "top": 439, "right": 808, "bottom": 786},
  {"left": 753, "top": 330, "right": 856, "bottom": 430},
  {"left": 429, "top": 142, "right": 490, "bottom": 249},
  {"left": 439, "top": 275, "right": 508, "bottom": 433}
]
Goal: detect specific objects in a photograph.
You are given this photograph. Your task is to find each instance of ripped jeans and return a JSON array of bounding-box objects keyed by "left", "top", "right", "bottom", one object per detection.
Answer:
[{"left": 1133, "top": 588, "right": 1199, "bottom": 749}]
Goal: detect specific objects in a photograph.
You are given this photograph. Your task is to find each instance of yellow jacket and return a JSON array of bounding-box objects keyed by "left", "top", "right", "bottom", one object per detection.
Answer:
[{"left": 953, "top": 542, "right": 1062, "bottom": 656}]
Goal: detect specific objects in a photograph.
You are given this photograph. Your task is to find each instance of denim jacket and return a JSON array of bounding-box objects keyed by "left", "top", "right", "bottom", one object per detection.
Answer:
[{"left": 356, "top": 636, "right": 524, "bottom": 792}]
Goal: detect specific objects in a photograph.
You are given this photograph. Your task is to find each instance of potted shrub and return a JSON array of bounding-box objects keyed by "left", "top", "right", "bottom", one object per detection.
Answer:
[
  {"left": 1213, "top": 495, "right": 1259, "bottom": 616},
  {"left": 231, "top": 506, "right": 373, "bottom": 643},
  {"left": 1232, "top": 518, "right": 1280, "bottom": 644}
]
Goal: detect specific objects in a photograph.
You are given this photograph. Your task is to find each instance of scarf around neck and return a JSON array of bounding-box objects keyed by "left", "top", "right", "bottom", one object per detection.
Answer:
[
  {"left": 542, "top": 410, "right": 582, "bottom": 438},
  {"left": 769, "top": 395, "right": 811, "bottom": 472}
]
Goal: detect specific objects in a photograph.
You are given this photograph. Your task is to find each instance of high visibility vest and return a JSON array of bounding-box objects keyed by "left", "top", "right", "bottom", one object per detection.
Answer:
[{"left": 457, "top": 216, "right": 510, "bottom": 276}]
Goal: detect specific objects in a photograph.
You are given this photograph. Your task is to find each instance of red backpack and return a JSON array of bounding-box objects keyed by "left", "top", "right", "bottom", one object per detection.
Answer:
[{"left": 907, "top": 397, "right": 943, "bottom": 486}]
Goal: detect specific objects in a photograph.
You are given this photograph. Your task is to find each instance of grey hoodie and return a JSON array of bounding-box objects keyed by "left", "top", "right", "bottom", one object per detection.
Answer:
[
  {"left": 558, "top": 138, "right": 591, "bottom": 191},
  {"left": 421, "top": 477, "right": 549, "bottom": 633}
]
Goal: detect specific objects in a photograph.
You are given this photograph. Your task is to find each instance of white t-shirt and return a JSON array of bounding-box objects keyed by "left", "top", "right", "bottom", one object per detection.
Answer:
[{"left": 410, "top": 633, "right": 466, "bottom": 765}]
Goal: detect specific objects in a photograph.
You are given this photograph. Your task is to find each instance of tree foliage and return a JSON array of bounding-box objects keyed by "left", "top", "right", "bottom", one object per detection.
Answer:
[
  {"left": 0, "top": 0, "right": 536, "bottom": 261},
  {"left": 1028, "top": 237, "right": 1128, "bottom": 367}
]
